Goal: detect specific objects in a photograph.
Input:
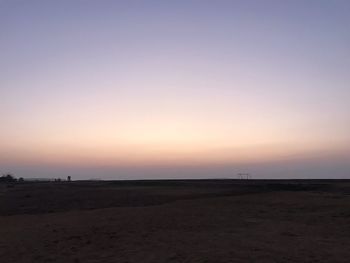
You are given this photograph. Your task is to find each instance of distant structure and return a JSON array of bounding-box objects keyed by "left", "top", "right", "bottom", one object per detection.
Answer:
[
  {"left": 238, "top": 173, "right": 251, "bottom": 180},
  {"left": 67, "top": 176, "right": 71, "bottom": 182}
]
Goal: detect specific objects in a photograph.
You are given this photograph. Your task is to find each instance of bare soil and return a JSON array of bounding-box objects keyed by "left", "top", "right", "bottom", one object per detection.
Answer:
[{"left": 1, "top": 180, "right": 350, "bottom": 262}]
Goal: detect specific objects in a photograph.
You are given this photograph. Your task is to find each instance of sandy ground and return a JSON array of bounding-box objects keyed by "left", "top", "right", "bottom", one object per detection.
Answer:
[{"left": 1, "top": 180, "right": 350, "bottom": 263}]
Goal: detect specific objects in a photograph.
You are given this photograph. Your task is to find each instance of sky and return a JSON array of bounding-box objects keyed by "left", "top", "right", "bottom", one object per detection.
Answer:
[{"left": 1, "top": 0, "right": 349, "bottom": 179}]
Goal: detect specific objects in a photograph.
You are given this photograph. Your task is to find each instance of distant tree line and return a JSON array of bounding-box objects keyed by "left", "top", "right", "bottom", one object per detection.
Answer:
[
  {"left": 0, "top": 173, "right": 71, "bottom": 183},
  {"left": 0, "top": 174, "right": 23, "bottom": 183}
]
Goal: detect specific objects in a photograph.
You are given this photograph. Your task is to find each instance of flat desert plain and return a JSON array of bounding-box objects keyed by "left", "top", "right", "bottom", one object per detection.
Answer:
[{"left": 1, "top": 180, "right": 350, "bottom": 263}]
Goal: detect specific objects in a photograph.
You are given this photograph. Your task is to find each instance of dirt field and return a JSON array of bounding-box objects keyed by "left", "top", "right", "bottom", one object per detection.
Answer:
[{"left": 1, "top": 180, "right": 350, "bottom": 263}]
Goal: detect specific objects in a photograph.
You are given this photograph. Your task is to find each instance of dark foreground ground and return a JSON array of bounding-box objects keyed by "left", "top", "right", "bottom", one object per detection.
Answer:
[{"left": 1, "top": 179, "right": 350, "bottom": 263}]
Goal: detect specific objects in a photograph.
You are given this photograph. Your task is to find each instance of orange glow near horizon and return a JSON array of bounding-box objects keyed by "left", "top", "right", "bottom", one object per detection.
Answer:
[
  {"left": 1, "top": 111, "right": 349, "bottom": 167},
  {"left": 1, "top": 83, "right": 349, "bottom": 169}
]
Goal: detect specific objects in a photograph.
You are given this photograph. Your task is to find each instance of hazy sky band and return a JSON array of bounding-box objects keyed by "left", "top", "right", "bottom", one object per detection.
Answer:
[{"left": 1, "top": 0, "right": 349, "bottom": 178}]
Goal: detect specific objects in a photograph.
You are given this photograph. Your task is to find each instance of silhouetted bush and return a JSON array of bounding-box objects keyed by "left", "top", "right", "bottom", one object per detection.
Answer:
[{"left": 0, "top": 174, "right": 17, "bottom": 183}]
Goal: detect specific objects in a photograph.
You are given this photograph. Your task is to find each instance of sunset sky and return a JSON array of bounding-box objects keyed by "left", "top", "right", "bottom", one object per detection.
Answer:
[{"left": 1, "top": 0, "right": 349, "bottom": 179}]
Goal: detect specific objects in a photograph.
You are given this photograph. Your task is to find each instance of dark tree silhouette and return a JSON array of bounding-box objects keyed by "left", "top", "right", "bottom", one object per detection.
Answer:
[{"left": 0, "top": 174, "right": 17, "bottom": 183}]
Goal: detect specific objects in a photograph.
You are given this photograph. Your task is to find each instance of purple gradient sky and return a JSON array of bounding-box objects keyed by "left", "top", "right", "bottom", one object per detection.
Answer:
[{"left": 1, "top": 0, "right": 349, "bottom": 179}]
